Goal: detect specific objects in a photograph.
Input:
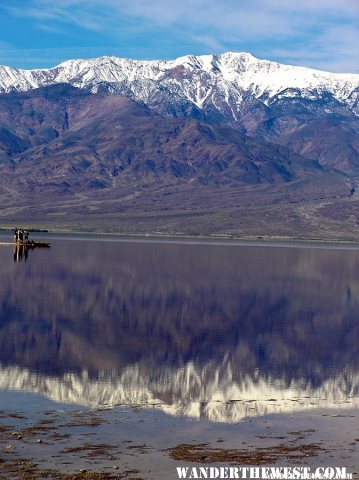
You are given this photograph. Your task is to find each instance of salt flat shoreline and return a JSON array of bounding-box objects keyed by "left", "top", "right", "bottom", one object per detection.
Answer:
[{"left": 1, "top": 227, "right": 359, "bottom": 250}]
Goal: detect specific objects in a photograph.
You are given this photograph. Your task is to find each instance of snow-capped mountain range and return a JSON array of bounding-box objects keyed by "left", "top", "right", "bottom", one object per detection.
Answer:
[
  {"left": 0, "top": 52, "right": 358, "bottom": 117},
  {"left": 0, "top": 52, "right": 358, "bottom": 236}
]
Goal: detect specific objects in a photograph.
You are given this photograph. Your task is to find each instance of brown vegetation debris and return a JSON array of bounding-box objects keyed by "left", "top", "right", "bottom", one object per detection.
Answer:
[
  {"left": 0, "top": 457, "right": 142, "bottom": 480},
  {"left": 168, "top": 441, "right": 326, "bottom": 465},
  {"left": 62, "top": 443, "right": 117, "bottom": 458}
]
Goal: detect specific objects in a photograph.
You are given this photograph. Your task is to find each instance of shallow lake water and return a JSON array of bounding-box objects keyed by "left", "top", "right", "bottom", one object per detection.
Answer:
[{"left": 0, "top": 233, "right": 358, "bottom": 478}]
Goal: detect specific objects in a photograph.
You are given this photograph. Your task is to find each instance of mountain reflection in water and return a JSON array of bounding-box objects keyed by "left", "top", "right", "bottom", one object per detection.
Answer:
[{"left": 0, "top": 238, "right": 358, "bottom": 422}]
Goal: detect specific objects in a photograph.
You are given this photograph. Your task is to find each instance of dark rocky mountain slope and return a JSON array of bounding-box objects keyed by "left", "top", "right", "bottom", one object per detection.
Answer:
[{"left": 0, "top": 84, "right": 357, "bottom": 239}]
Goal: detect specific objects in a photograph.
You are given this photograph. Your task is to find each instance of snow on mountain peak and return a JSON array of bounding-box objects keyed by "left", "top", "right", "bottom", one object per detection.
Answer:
[{"left": 0, "top": 52, "right": 358, "bottom": 114}]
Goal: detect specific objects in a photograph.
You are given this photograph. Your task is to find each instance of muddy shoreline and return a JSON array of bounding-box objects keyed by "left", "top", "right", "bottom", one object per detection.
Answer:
[{"left": 0, "top": 396, "right": 358, "bottom": 480}]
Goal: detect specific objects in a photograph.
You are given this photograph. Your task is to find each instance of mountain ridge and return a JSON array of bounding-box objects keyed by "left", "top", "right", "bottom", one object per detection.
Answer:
[
  {"left": 1, "top": 51, "right": 357, "bottom": 175},
  {"left": 0, "top": 52, "right": 358, "bottom": 111},
  {"left": 0, "top": 84, "right": 315, "bottom": 190}
]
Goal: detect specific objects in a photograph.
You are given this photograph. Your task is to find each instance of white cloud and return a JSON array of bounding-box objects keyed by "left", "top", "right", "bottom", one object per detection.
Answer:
[
  {"left": 0, "top": 46, "right": 110, "bottom": 68},
  {"left": 265, "top": 23, "right": 359, "bottom": 73},
  {"left": 5, "top": 0, "right": 359, "bottom": 72}
]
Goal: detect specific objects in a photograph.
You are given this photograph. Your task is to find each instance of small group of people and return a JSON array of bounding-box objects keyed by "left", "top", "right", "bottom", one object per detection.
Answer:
[{"left": 14, "top": 227, "right": 30, "bottom": 245}]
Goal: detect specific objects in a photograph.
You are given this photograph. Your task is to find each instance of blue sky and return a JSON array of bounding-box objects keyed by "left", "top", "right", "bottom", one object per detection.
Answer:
[{"left": 0, "top": 0, "right": 358, "bottom": 73}]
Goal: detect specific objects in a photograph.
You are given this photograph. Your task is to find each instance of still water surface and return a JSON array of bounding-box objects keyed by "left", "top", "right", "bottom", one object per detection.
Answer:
[{"left": 0, "top": 235, "right": 358, "bottom": 423}]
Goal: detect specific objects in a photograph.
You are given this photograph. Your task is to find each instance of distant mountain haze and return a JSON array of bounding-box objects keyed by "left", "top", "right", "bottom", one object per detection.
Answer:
[{"left": 0, "top": 53, "right": 358, "bottom": 238}]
